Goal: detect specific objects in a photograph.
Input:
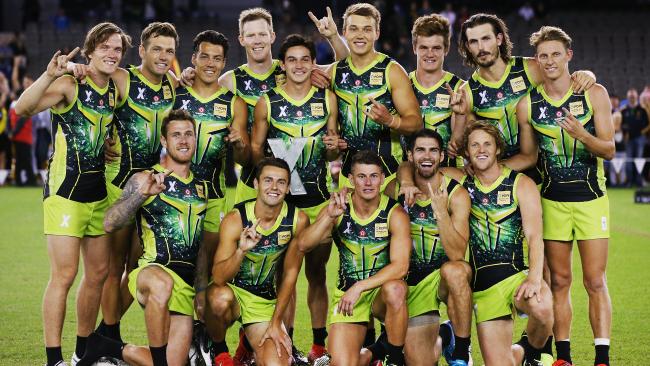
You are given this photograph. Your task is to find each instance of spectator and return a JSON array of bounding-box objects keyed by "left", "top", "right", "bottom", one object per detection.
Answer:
[
  {"left": 610, "top": 97, "right": 626, "bottom": 186},
  {"left": 52, "top": 7, "right": 70, "bottom": 32},
  {"left": 9, "top": 32, "right": 28, "bottom": 92},
  {"left": 9, "top": 76, "right": 36, "bottom": 186},
  {"left": 518, "top": 2, "right": 535, "bottom": 22},
  {"left": 0, "top": 73, "right": 9, "bottom": 185},
  {"left": 621, "top": 88, "right": 650, "bottom": 186},
  {"left": 33, "top": 109, "right": 51, "bottom": 184},
  {"left": 440, "top": 3, "right": 457, "bottom": 31}
]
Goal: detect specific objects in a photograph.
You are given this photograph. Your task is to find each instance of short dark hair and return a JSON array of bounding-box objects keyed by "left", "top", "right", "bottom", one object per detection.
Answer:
[
  {"left": 256, "top": 157, "right": 291, "bottom": 183},
  {"left": 459, "top": 13, "right": 512, "bottom": 68},
  {"left": 193, "top": 30, "right": 229, "bottom": 57},
  {"left": 408, "top": 128, "right": 444, "bottom": 152},
  {"left": 162, "top": 109, "right": 195, "bottom": 137},
  {"left": 411, "top": 14, "right": 451, "bottom": 51},
  {"left": 278, "top": 34, "right": 316, "bottom": 61},
  {"left": 141, "top": 22, "right": 179, "bottom": 48},
  {"left": 461, "top": 120, "right": 505, "bottom": 160},
  {"left": 350, "top": 150, "right": 384, "bottom": 171}
]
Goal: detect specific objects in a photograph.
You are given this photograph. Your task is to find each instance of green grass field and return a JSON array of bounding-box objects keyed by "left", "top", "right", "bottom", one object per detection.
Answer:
[{"left": 1, "top": 187, "right": 649, "bottom": 365}]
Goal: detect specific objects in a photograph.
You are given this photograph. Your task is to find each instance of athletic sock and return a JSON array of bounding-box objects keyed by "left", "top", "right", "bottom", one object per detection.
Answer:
[
  {"left": 525, "top": 345, "right": 543, "bottom": 363},
  {"left": 555, "top": 340, "right": 572, "bottom": 363},
  {"left": 77, "top": 333, "right": 125, "bottom": 366},
  {"left": 367, "top": 331, "right": 388, "bottom": 361},
  {"left": 104, "top": 322, "right": 122, "bottom": 343},
  {"left": 515, "top": 331, "right": 529, "bottom": 348},
  {"left": 439, "top": 322, "right": 452, "bottom": 349},
  {"left": 384, "top": 342, "right": 405, "bottom": 365},
  {"left": 46, "top": 346, "right": 63, "bottom": 366},
  {"left": 452, "top": 336, "right": 471, "bottom": 362},
  {"left": 75, "top": 336, "right": 88, "bottom": 358},
  {"left": 543, "top": 336, "right": 554, "bottom": 355},
  {"left": 364, "top": 326, "right": 376, "bottom": 347},
  {"left": 95, "top": 320, "right": 106, "bottom": 335},
  {"left": 150, "top": 344, "right": 167, "bottom": 366},
  {"left": 214, "top": 340, "right": 228, "bottom": 355},
  {"left": 312, "top": 327, "right": 327, "bottom": 346},
  {"left": 594, "top": 338, "right": 610, "bottom": 365},
  {"left": 287, "top": 327, "right": 294, "bottom": 341}
]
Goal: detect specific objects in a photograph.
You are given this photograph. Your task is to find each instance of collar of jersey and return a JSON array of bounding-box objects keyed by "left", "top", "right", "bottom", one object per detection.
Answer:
[
  {"left": 276, "top": 86, "right": 317, "bottom": 106},
  {"left": 538, "top": 84, "right": 573, "bottom": 108},
  {"left": 474, "top": 166, "right": 510, "bottom": 193},
  {"left": 241, "top": 59, "right": 280, "bottom": 81},
  {"left": 84, "top": 75, "right": 109, "bottom": 94},
  {"left": 346, "top": 52, "right": 386, "bottom": 76},
  {"left": 131, "top": 65, "right": 165, "bottom": 91},
  {"left": 246, "top": 200, "right": 288, "bottom": 235},
  {"left": 349, "top": 193, "right": 387, "bottom": 225},
  {"left": 187, "top": 86, "right": 227, "bottom": 104},
  {"left": 410, "top": 71, "right": 452, "bottom": 94},
  {"left": 472, "top": 57, "right": 515, "bottom": 89},
  {"left": 153, "top": 163, "right": 193, "bottom": 184}
]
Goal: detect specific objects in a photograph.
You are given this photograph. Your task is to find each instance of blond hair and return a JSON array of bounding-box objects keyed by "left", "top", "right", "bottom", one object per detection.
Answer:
[
  {"left": 530, "top": 26, "right": 572, "bottom": 50},
  {"left": 342, "top": 3, "right": 381, "bottom": 30},
  {"left": 238, "top": 7, "right": 273, "bottom": 35}
]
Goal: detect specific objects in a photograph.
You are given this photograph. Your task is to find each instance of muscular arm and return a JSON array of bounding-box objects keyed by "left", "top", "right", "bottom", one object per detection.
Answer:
[
  {"left": 270, "top": 211, "right": 310, "bottom": 326},
  {"left": 14, "top": 74, "right": 74, "bottom": 116},
  {"left": 103, "top": 173, "right": 148, "bottom": 233},
  {"left": 111, "top": 68, "right": 129, "bottom": 105},
  {"left": 211, "top": 211, "right": 247, "bottom": 286},
  {"left": 353, "top": 207, "right": 411, "bottom": 292},
  {"left": 438, "top": 187, "right": 470, "bottom": 261},
  {"left": 582, "top": 84, "right": 615, "bottom": 160},
  {"left": 388, "top": 63, "right": 422, "bottom": 134},
  {"left": 516, "top": 175, "right": 544, "bottom": 283},
  {"left": 218, "top": 70, "right": 235, "bottom": 93},
  {"left": 297, "top": 205, "right": 337, "bottom": 253},
  {"left": 251, "top": 96, "right": 270, "bottom": 164},
  {"left": 502, "top": 96, "right": 538, "bottom": 171},
  {"left": 232, "top": 96, "right": 251, "bottom": 164},
  {"left": 325, "top": 90, "right": 340, "bottom": 161}
]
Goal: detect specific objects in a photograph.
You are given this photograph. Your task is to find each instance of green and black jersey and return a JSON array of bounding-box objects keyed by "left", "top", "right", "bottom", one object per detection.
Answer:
[
  {"left": 528, "top": 86, "right": 605, "bottom": 201},
  {"left": 332, "top": 53, "right": 402, "bottom": 177},
  {"left": 231, "top": 200, "right": 298, "bottom": 300},
  {"left": 46, "top": 76, "right": 116, "bottom": 202},
  {"left": 409, "top": 71, "right": 463, "bottom": 166},
  {"left": 174, "top": 86, "right": 235, "bottom": 199},
  {"left": 462, "top": 167, "right": 526, "bottom": 291},
  {"left": 333, "top": 194, "right": 400, "bottom": 291},
  {"left": 233, "top": 60, "right": 286, "bottom": 187},
  {"left": 400, "top": 176, "right": 461, "bottom": 286},
  {"left": 136, "top": 164, "right": 208, "bottom": 286},
  {"left": 106, "top": 66, "right": 175, "bottom": 188},
  {"left": 468, "top": 57, "right": 535, "bottom": 158},
  {"left": 263, "top": 86, "right": 331, "bottom": 208}
]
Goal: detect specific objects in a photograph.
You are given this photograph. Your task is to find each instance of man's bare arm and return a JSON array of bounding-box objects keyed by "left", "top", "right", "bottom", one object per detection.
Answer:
[
  {"left": 387, "top": 63, "right": 423, "bottom": 134},
  {"left": 502, "top": 96, "right": 538, "bottom": 171},
  {"left": 212, "top": 211, "right": 247, "bottom": 286},
  {"left": 251, "top": 96, "right": 270, "bottom": 164},
  {"left": 103, "top": 173, "right": 148, "bottom": 232},
  {"left": 438, "top": 186, "right": 470, "bottom": 261}
]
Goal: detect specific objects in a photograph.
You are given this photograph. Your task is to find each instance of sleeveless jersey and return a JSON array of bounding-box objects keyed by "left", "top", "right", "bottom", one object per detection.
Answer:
[
  {"left": 107, "top": 66, "right": 175, "bottom": 188},
  {"left": 333, "top": 194, "right": 400, "bottom": 291},
  {"left": 46, "top": 76, "right": 116, "bottom": 202},
  {"left": 528, "top": 86, "right": 605, "bottom": 201},
  {"left": 462, "top": 167, "right": 526, "bottom": 291},
  {"left": 468, "top": 57, "right": 535, "bottom": 158},
  {"left": 136, "top": 164, "right": 208, "bottom": 285},
  {"left": 174, "top": 86, "right": 235, "bottom": 199},
  {"left": 264, "top": 86, "right": 331, "bottom": 208},
  {"left": 332, "top": 53, "right": 402, "bottom": 177},
  {"left": 233, "top": 60, "right": 286, "bottom": 187},
  {"left": 401, "top": 176, "right": 461, "bottom": 286},
  {"left": 230, "top": 200, "right": 299, "bottom": 300}
]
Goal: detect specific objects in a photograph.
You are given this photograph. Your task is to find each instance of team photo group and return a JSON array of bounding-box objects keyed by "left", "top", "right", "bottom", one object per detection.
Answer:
[{"left": 19, "top": 2, "right": 615, "bottom": 366}]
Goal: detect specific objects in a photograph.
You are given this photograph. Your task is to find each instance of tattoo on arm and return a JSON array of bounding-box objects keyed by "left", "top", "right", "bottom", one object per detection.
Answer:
[{"left": 104, "top": 177, "right": 147, "bottom": 231}]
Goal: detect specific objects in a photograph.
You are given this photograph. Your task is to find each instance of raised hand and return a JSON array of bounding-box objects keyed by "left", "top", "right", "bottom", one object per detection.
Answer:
[
  {"left": 446, "top": 81, "right": 469, "bottom": 115},
  {"left": 310, "top": 68, "right": 331, "bottom": 89},
  {"left": 308, "top": 6, "right": 339, "bottom": 39},
  {"left": 570, "top": 71, "right": 595, "bottom": 93},
  {"left": 398, "top": 182, "right": 421, "bottom": 207},
  {"left": 363, "top": 97, "right": 394, "bottom": 126},
  {"left": 428, "top": 180, "right": 448, "bottom": 219},
  {"left": 239, "top": 219, "right": 262, "bottom": 252},
  {"left": 137, "top": 169, "right": 173, "bottom": 196},
  {"left": 48, "top": 47, "right": 80, "bottom": 79},
  {"left": 327, "top": 187, "right": 348, "bottom": 218},
  {"left": 180, "top": 67, "right": 196, "bottom": 87},
  {"left": 559, "top": 107, "right": 588, "bottom": 140}
]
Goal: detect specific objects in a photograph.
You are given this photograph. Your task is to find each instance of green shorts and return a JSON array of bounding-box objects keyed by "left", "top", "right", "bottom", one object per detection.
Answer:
[
  {"left": 228, "top": 284, "right": 276, "bottom": 324},
  {"left": 128, "top": 263, "right": 195, "bottom": 316},
  {"left": 472, "top": 271, "right": 527, "bottom": 323},
  {"left": 301, "top": 200, "right": 329, "bottom": 224},
  {"left": 43, "top": 195, "right": 108, "bottom": 237},
  {"left": 336, "top": 172, "right": 396, "bottom": 193},
  {"left": 407, "top": 270, "right": 441, "bottom": 318},
  {"left": 328, "top": 287, "right": 380, "bottom": 325},
  {"left": 106, "top": 180, "right": 122, "bottom": 206},
  {"left": 541, "top": 195, "right": 610, "bottom": 241},
  {"left": 203, "top": 197, "right": 228, "bottom": 233},
  {"left": 234, "top": 180, "right": 257, "bottom": 205}
]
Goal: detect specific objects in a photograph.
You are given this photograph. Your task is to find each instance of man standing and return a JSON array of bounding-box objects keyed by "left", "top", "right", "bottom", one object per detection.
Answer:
[
  {"left": 621, "top": 88, "right": 649, "bottom": 186},
  {"left": 79, "top": 109, "right": 208, "bottom": 366},
  {"left": 298, "top": 151, "right": 412, "bottom": 366},
  {"left": 507, "top": 27, "right": 615, "bottom": 366},
  {"left": 14, "top": 23, "right": 131, "bottom": 366}
]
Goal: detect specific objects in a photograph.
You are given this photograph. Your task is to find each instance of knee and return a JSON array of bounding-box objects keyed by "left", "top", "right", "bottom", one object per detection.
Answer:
[
  {"left": 145, "top": 275, "right": 173, "bottom": 307},
  {"left": 84, "top": 263, "right": 110, "bottom": 287},
  {"left": 50, "top": 265, "right": 78, "bottom": 290},
  {"left": 440, "top": 261, "right": 472, "bottom": 287},
  {"left": 583, "top": 273, "right": 608, "bottom": 295},
  {"left": 550, "top": 270, "right": 572, "bottom": 292},
  {"left": 381, "top": 280, "right": 407, "bottom": 309},
  {"left": 306, "top": 268, "right": 327, "bottom": 288},
  {"left": 207, "top": 285, "right": 235, "bottom": 316}
]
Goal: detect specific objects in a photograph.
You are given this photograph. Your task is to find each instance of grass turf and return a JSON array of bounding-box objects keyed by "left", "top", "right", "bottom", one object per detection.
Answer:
[{"left": 0, "top": 187, "right": 648, "bottom": 365}]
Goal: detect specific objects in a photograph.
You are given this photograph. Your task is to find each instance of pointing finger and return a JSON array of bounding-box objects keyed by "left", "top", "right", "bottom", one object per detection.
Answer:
[
  {"left": 66, "top": 46, "right": 80, "bottom": 61},
  {"left": 308, "top": 11, "right": 319, "bottom": 25},
  {"left": 326, "top": 6, "right": 333, "bottom": 20}
]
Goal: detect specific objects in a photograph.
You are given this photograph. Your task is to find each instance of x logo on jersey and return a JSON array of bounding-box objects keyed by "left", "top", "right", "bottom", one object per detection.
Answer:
[
  {"left": 168, "top": 181, "right": 177, "bottom": 192},
  {"left": 279, "top": 106, "right": 288, "bottom": 118},
  {"left": 84, "top": 90, "right": 93, "bottom": 102},
  {"left": 244, "top": 80, "right": 253, "bottom": 91},
  {"left": 538, "top": 106, "right": 548, "bottom": 119},
  {"left": 267, "top": 138, "right": 307, "bottom": 195},
  {"left": 341, "top": 73, "right": 349, "bottom": 84},
  {"left": 479, "top": 90, "right": 488, "bottom": 105},
  {"left": 180, "top": 100, "right": 190, "bottom": 110},
  {"left": 137, "top": 87, "right": 146, "bottom": 100}
]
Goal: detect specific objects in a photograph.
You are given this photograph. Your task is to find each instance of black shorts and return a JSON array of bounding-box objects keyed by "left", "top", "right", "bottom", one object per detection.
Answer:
[{"left": 0, "top": 133, "right": 9, "bottom": 153}]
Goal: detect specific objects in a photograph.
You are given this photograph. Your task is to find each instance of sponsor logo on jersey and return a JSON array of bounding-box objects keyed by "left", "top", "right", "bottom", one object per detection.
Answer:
[
  {"left": 213, "top": 103, "right": 228, "bottom": 117},
  {"left": 510, "top": 76, "right": 526, "bottom": 93},
  {"left": 497, "top": 190, "right": 511, "bottom": 205},
  {"left": 370, "top": 72, "right": 383, "bottom": 86},
  {"left": 375, "top": 222, "right": 388, "bottom": 237},
  {"left": 278, "top": 231, "right": 292, "bottom": 245}
]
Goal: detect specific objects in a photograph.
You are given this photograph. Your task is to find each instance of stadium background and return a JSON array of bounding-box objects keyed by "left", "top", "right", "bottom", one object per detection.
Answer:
[{"left": 0, "top": 0, "right": 649, "bottom": 365}]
